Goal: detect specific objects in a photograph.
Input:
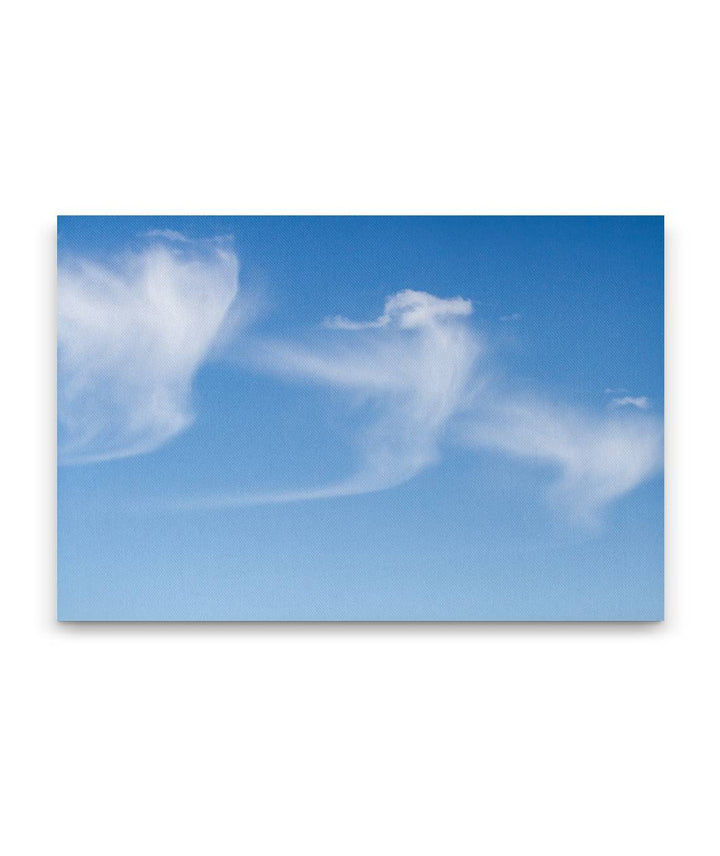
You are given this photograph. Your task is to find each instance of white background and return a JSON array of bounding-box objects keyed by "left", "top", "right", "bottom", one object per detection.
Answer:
[{"left": 2, "top": 1, "right": 718, "bottom": 853}]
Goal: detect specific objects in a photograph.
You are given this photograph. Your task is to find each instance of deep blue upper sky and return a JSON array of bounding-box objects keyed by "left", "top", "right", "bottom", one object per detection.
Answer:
[{"left": 57, "top": 216, "right": 663, "bottom": 620}]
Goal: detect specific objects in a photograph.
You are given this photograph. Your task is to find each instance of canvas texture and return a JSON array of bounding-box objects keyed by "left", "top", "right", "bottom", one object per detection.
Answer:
[{"left": 57, "top": 216, "right": 664, "bottom": 621}]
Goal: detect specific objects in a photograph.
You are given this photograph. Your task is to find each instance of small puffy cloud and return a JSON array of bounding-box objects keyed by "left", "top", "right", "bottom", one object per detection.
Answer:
[
  {"left": 323, "top": 289, "right": 472, "bottom": 331},
  {"left": 58, "top": 238, "right": 239, "bottom": 464},
  {"left": 382, "top": 290, "right": 473, "bottom": 329}
]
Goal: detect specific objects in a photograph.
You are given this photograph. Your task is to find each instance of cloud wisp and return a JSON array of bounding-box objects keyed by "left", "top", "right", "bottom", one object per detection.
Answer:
[
  {"left": 609, "top": 395, "right": 650, "bottom": 410},
  {"left": 58, "top": 237, "right": 239, "bottom": 464},
  {"left": 192, "top": 290, "right": 482, "bottom": 507},
  {"left": 458, "top": 394, "right": 662, "bottom": 525}
]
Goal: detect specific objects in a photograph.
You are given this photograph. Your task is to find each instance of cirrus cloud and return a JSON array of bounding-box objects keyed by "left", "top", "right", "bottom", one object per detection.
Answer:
[
  {"left": 220, "top": 290, "right": 482, "bottom": 504},
  {"left": 58, "top": 240, "right": 662, "bottom": 526},
  {"left": 458, "top": 394, "right": 662, "bottom": 525},
  {"left": 58, "top": 237, "right": 239, "bottom": 464}
]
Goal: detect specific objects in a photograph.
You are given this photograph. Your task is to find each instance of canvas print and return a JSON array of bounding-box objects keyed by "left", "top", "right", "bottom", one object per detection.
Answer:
[{"left": 57, "top": 216, "right": 664, "bottom": 621}]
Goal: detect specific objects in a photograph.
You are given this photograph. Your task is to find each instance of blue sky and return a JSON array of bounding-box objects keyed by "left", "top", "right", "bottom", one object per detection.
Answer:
[{"left": 57, "top": 216, "right": 664, "bottom": 620}]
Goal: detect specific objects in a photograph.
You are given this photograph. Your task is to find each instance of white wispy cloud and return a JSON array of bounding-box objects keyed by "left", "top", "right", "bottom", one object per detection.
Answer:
[
  {"left": 189, "top": 288, "right": 662, "bottom": 521},
  {"left": 58, "top": 238, "right": 239, "bottom": 464},
  {"left": 59, "top": 242, "right": 662, "bottom": 524},
  {"left": 500, "top": 312, "right": 522, "bottom": 322},
  {"left": 610, "top": 395, "right": 650, "bottom": 410},
  {"left": 207, "top": 290, "right": 482, "bottom": 504},
  {"left": 458, "top": 394, "right": 662, "bottom": 524}
]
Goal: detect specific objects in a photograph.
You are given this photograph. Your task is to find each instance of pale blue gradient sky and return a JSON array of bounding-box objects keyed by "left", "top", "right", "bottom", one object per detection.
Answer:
[{"left": 57, "top": 216, "right": 663, "bottom": 620}]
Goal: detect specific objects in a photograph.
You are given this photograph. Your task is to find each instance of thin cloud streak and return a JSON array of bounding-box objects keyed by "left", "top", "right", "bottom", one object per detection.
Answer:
[{"left": 610, "top": 395, "right": 650, "bottom": 410}]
